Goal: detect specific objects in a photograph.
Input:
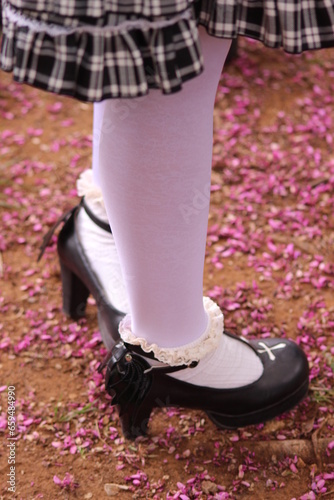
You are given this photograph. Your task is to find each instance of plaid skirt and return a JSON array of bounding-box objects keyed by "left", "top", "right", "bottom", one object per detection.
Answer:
[{"left": 1, "top": 0, "right": 334, "bottom": 101}]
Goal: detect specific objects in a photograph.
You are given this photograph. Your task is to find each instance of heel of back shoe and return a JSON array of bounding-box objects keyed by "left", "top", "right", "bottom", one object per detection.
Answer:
[{"left": 59, "top": 260, "right": 90, "bottom": 319}]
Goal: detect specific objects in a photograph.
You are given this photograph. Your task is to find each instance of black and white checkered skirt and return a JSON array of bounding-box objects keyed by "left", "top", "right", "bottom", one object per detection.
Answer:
[{"left": 1, "top": 0, "right": 334, "bottom": 101}]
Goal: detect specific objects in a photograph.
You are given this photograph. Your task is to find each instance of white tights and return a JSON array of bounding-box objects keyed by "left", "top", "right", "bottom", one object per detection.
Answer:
[
  {"left": 80, "top": 28, "right": 263, "bottom": 387},
  {"left": 98, "top": 27, "right": 229, "bottom": 347}
]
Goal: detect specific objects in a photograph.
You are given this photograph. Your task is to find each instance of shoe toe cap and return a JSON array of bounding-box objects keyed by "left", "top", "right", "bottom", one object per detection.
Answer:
[{"left": 206, "top": 338, "right": 309, "bottom": 428}]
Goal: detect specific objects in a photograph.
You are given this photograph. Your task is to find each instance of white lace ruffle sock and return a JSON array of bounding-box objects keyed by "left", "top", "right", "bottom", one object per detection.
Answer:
[
  {"left": 120, "top": 297, "right": 263, "bottom": 389},
  {"left": 96, "top": 27, "right": 263, "bottom": 387}
]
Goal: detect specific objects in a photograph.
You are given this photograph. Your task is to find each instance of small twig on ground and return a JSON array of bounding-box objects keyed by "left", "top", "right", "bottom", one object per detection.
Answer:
[{"left": 311, "top": 417, "right": 329, "bottom": 470}]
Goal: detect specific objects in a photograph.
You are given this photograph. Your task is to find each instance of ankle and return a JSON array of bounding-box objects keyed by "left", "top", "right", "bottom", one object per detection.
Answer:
[
  {"left": 118, "top": 297, "right": 264, "bottom": 389},
  {"left": 119, "top": 297, "right": 223, "bottom": 366}
]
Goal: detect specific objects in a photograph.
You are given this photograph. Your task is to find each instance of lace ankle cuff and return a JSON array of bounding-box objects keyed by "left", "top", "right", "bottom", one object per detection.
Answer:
[
  {"left": 118, "top": 297, "right": 223, "bottom": 366},
  {"left": 76, "top": 169, "right": 108, "bottom": 222}
]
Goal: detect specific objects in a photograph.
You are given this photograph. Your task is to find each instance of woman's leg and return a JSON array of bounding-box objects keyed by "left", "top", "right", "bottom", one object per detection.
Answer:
[
  {"left": 75, "top": 102, "right": 130, "bottom": 314},
  {"left": 98, "top": 27, "right": 263, "bottom": 388},
  {"left": 92, "top": 102, "right": 105, "bottom": 186}
]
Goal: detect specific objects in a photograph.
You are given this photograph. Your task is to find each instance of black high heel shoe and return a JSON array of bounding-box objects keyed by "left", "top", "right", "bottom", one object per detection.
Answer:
[
  {"left": 98, "top": 333, "right": 309, "bottom": 440},
  {"left": 38, "top": 198, "right": 125, "bottom": 348}
]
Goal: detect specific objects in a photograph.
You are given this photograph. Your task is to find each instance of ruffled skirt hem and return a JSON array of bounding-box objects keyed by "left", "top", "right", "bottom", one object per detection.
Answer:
[{"left": 1, "top": 1, "right": 334, "bottom": 102}]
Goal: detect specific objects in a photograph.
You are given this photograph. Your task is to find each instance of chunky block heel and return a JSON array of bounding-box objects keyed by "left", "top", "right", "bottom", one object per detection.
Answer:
[
  {"left": 118, "top": 399, "right": 154, "bottom": 439},
  {"left": 59, "top": 260, "right": 90, "bottom": 319},
  {"left": 99, "top": 342, "right": 156, "bottom": 439}
]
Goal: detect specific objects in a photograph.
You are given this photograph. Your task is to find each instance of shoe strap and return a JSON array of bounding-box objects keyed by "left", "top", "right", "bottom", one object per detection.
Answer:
[
  {"left": 37, "top": 197, "right": 111, "bottom": 262},
  {"left": 82, "top": 197, "right": 112, "bottom": 234},
  {"left": 37, "top": 204, "right": 78, "bottom": 261},
  {"left": 97, "top": 341, "right": 198, "bottom": 377}
]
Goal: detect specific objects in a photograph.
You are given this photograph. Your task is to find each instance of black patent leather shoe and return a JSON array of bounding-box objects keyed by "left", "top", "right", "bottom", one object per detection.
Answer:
[
  {"left": 98, "top": 333, "right": 309, "bottom": 439},
  {"left": 38, "top": 199, "right": 125, "bottom": 348}
]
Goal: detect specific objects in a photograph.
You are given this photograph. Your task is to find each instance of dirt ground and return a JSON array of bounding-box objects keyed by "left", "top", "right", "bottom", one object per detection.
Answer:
[{"left": 0, "top": 38, "right": 334, "bottom": 499}]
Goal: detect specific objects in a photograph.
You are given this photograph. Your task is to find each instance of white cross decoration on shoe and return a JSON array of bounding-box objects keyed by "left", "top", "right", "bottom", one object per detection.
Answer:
[{"left": 257, "top": 342, "right": 286, "bottom": 361}]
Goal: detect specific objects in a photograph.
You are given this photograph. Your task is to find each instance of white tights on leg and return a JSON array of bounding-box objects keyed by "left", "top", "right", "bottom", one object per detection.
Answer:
[
  {"left": 97, "top": 28, "right": 263, "bottom": 387},
  {"left": 76, "top": 103, "right": 131, "bottom": 314}
]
